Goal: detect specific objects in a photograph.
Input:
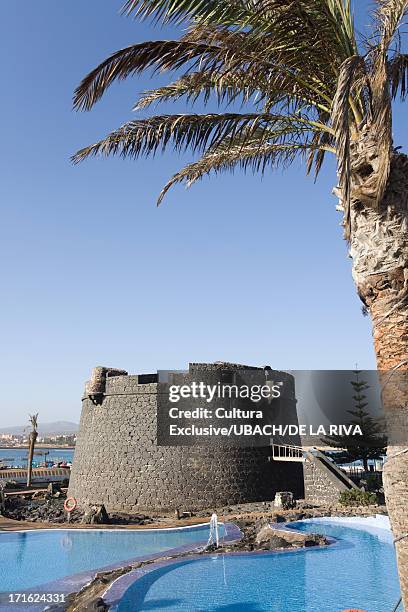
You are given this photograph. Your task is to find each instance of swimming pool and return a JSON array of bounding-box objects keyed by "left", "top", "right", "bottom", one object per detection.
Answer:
[
  {"left": 0, "top": 524, "right": 221, "bottom": 593},
  {"left": 113, "top": 519, "right": 402, "bottom": 612}
]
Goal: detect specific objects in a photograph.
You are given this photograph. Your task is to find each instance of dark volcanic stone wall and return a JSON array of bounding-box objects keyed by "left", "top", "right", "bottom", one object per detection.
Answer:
[
  {"left": 68, "top": 365, "right": 304, "bottom": 512},
  {"left": 303, "top": 455, "right": 350, "bottom": 505}
]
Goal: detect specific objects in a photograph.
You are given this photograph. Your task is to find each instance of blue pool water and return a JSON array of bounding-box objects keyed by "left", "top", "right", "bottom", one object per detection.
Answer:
[
  {"left": 117, "top": 520, "right": 402, "bottom": 612},
  {"left": 0, "top": 524, "right": 215, "bottom": 591}
]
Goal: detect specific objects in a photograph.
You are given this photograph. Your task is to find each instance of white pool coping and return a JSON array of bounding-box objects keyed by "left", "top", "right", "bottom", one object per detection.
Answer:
[
  {"left": 300, "top": 514, "right": 393, "bottom": 543},
  {"left": 0, "top": 521, "right": 217, "bottom": 534}
]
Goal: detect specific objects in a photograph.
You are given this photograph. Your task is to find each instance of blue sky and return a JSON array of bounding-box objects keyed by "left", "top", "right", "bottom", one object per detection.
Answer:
[{"left": 1, "top": 1, "right": 407, "bottom": 427}]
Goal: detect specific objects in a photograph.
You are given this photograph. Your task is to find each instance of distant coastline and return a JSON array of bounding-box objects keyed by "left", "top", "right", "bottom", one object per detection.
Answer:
[{"left": 0, "top": 445, "right": 75, "bottom": 450}]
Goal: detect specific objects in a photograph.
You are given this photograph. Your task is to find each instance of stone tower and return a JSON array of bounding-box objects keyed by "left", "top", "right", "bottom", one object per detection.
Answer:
[{"left": 68, "top": 362, "right": 303, "bottom": 512}]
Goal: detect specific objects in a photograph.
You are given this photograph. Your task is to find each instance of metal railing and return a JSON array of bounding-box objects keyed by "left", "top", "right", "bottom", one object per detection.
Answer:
[
  {"left": 271, "top": 443, "right": 305, "bottom": 462},
  {"left": 0, "top": 467, "right": 70, "bottom": 482}
]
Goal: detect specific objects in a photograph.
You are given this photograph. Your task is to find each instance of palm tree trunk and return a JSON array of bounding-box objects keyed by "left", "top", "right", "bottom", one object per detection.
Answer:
[
  {"left": 347, "top": 149, "right": 408, "bottom": 607},
  {"left": 26, "top": 431, "right": 38, "bottom": 488}
]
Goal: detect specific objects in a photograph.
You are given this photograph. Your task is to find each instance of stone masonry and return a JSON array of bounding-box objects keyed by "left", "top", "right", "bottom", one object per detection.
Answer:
[
  {"left": 68, "top": 362, "right": 304, "bottom": 513},
  {"left": 302, "top": 451, "right": 357, "bottom": 505}
]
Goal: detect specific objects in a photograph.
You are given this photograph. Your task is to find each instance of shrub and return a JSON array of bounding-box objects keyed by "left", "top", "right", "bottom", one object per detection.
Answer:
[
  {"left": 339, "top": 489, "right": 378, "bottom": 506},
  {"left": 361, "top": 474, "right": 382, "bottom": 492}
]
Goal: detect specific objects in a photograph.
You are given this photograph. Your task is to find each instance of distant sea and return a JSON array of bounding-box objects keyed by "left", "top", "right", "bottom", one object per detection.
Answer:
[{"left": 0, "top": 448, "right": 74, "bottom": 468}]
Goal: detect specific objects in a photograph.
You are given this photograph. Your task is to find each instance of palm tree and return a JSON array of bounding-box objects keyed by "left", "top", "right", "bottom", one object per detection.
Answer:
[
  {"left": 26, "top": 413, "right": 39, "bottom": 487},
  {"left": 72, "top": 0, "right": 408, "bottom": 604}
]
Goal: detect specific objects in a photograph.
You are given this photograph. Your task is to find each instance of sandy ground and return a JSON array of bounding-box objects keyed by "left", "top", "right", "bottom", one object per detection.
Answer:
[{"left": 0, "top": 514, "right": 213, "bottom": 531}]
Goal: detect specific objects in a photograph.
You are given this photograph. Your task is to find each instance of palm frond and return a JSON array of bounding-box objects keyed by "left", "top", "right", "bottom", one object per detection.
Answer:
[
  {"left": 331, "top": 55, "right": 366, "bottom": 230},
  {"left": 73, "top": 40, "right": 219, "bottom": 111},
  {"left": 134, "top": 71, "right": 265, "bottom": 110},
  {"left": 306, "top": 127, "right": 334, "bottom": 178},
  {"left": 75, "top": 1, "right": 360, "bottom": 111},
  {"left": 29, "top": 413, "right": 39, "bottom": 432},
  {"left": 389, "top": 53, "right": 408, "bottom": 99},
  {"left": 122, "top": 0, "right": 251, "bottom": 27},
  {"left": 74, "top": 25, "right": 336, "bottom": 113},
  {"left": 72, "top": 112, "right": 331, "bottom": 163},
  {"left": 123, "top": 0, "right": 358, "bottom": 64},
  {"left": 184, "top": 26, "right": 336, "bottom": 106},
  {"left": 157, "top": 140, "right": 335, "bottom": 204},
  {"left": 317, "top": 0, "right": 358, "bottom": 58},
  {"left": 134, "top": 67, "right": 331, "bottom": 117},
  {"left": 370, "top": 1, "right": 408, "bottom": 114},
  {"left": 366, "top": 3, "right": 397, "bottom": 214},
  {"left": 374, "top": 0, "right": 408, "bottom": 50},
  {"left": 368, "top": 81, "right": 392, "bottom": 211}
]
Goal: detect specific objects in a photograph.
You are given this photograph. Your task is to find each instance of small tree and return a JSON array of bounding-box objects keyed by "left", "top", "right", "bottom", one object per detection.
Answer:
[
  {"left": 26, "top": 413, "right": 39, "bottom": 487},
  {"left": 325, "top": 371, "right": 387, "bottom": 471}
]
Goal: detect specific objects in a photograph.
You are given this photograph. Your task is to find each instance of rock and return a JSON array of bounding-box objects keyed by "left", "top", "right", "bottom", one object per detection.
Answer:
[
  {"left": 83, "top": 504, "right": 110, "bottom": 525},
  {"left": 106, "top": 512, "right": 153, "bottom": 525},
  {"left": 88, "top": 597, "right": 108, "bottom": 611},
  {"left": 205, "top": 542, "right": 219, "bottom": 552},
  {"left": 260, "top": 534, "right": 293, "bottom": 549},
  {"left": 3, "top": 494, "right": 154, "bottom": 526},
  {"left": 274, "top": 514, "right": 286, "bottom": 523},
  {"left": 31, "top": 490, "right": 45, "bottom": 499},
  {"left": 274, "top": 491, "right": 295, "bottom": 510},
  {"left": 303, "top": 535, "right": 326, "bottom": 547},
  {"left": 74, "top": 597, "right": 109, "bottom": 611},
  {"left": 256, "top": 524, "right": 327, "bottom": 550},
  {"left": 3, "top": 495, "right": 83, "bottom": 523},
  {"left": 1, "top": 480, "right": 17, "bottom": 489},
  {"left": 46, "top": 482, "right": 62, "bottom": 498}
]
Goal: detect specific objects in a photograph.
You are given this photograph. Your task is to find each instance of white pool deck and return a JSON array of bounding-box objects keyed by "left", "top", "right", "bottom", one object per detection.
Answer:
[{"left": 302, "top": 514, "right": 392, "bottom": 543}]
